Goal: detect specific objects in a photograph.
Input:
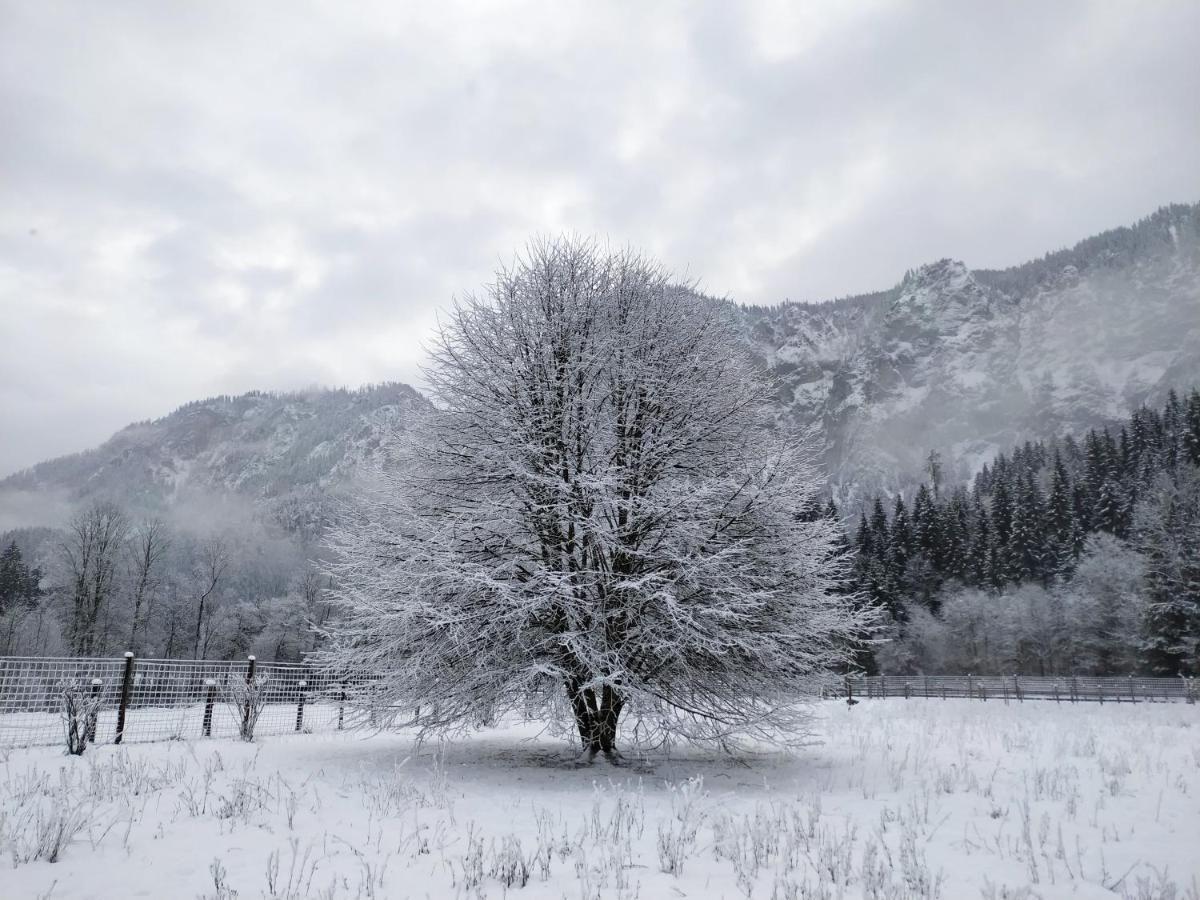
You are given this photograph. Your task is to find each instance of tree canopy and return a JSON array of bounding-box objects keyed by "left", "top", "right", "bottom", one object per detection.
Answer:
[{"left": 322, "top": 238, "right": 869, "bottom": 755}]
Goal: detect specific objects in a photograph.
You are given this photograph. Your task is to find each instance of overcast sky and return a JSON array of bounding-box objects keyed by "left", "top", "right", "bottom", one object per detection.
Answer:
[{"left": 1, "top": 0, "right": 1198, "bottom": 476}]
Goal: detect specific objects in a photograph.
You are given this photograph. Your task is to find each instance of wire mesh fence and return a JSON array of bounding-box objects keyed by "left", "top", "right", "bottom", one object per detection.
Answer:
[
  {"left": 4, "top": 655, "right": 1197, "bottom": 750},
  {"left": 837, "top": 674, "right": 1200, "bottom": 704},
  {"left": 0, "top": 654, "right": 356, "bottom": 749}
]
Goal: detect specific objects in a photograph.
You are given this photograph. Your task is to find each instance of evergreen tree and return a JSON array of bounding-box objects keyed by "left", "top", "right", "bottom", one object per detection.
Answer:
[
  {"left": 888, "top": 496, "right": 913, "bottom": 579},
  {"left": 1162, "top": 389, "right": 1182, "bottom": 471},
  {"left": 1183, "top": 389, "right": 1200, "bottom": 467},
  {"left": 926, "top": 450, "right": 943, "bottom": 499},
  {"left": 1046, "top": 451, "right": 1078, "bottom": 576},
  {"left": 1009, "top": 470, "right": 1048, "bottom": 583},
  {"left": 1094, "top": 479, "right": 1125, "bottom": 537},
  {"left": 991, "top": 474, "right": 1013, "bottom": 548},
  {"left": 943, "top": 488, "right": 972, "bottom": 581},
  {"left": 824, "top": 498, "right": 841, "bottom": 522},
  {"left": 968, "top": 491, "right": 991, "bottom": 585},
  {"left": 1084, "top": 429, "right": 1110, "bottom": 501},
  {"left": 1138, "top": 467, "right": 1200, "bottom": 675},
  {"left": 0, "top": 541, "right": 41, "bottom": 616},
  {"left": 986, "top": 542, "right": 1006, "bottom": 591},
  {"left": 912, "top": 483, "right": 942, "bottom": 562},
  {"left": 1071, "top": 480, "right": 1093, "bottom": 543},
  {"left": 855, "top": 513, "right": 874, "bottom": 559},
  {"left": 869, "top": 498, "right": 890, "bottom": 552},
  {"left": 976, "top": 462, "right": 993, "bottom": 494}
]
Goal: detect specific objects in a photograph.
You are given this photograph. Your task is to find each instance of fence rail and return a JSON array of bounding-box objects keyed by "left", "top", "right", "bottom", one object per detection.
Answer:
[
  {"left": 838, "top": 674, "right": 1199, "bottom": 704},
  {"left": 0, "top": 653, "right": 353, "bottom": 749}
]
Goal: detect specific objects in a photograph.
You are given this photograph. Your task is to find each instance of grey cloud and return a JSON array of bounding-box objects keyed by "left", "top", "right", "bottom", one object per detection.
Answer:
[{"left": 1, "top": 0, "right": 1197, "bottom": 475}]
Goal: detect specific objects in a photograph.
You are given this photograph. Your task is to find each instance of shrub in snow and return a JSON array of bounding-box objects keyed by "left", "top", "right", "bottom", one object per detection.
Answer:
[
  {"left": 58, "top": 679, "right": 102, "bottom": 756},
  {"left": 321, "top": 237, "right": 872, "bottom": 757},
  {"left": 224, "top": 674, "right": 269, "bottom": 742}
]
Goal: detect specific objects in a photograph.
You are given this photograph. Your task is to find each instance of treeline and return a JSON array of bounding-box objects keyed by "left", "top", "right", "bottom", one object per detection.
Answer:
[
  {"left": 974, "top": 203, "right": 1196, "bottom": 296},
  {"left": 845, "top": 388, "right": 1200, "bottom": 677},
  {"left": 0, "top": 503, "right": 331, "bottom": 661}
]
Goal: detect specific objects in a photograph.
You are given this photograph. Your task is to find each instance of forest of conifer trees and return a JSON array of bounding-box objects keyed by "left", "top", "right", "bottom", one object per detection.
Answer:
[{"left": 843, "top": 388, "right": 1200, "bottom": 678}]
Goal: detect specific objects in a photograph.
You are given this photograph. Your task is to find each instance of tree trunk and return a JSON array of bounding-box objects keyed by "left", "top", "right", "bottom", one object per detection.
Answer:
[
  {"left": 597, "top": 684, "right": 623, "bottom": 756},
  {"left": 194, "top": 598, "right": 205, "bottom": 660},
  {"left": 566, "top": 680, "right": 623, "bottom": 760}
]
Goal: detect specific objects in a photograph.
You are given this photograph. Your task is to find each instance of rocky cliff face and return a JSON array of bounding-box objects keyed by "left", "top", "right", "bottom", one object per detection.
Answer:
[{"left": 743, "top": 203, "right": 1200, "bottom": 500}]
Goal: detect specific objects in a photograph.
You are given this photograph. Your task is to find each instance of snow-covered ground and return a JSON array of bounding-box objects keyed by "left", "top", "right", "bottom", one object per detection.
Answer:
[{"left": 3, "top": 700, "right": 1197, "bottom": 899}]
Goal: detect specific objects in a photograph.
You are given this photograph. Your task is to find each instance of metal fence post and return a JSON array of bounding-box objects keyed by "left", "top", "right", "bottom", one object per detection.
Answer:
[
  {"left": 202, "top": 679, "right": 217, "bottom": 737},
  {"left": 295, "top": 680, "right": 307, "bottom": 732},
  {"left": 338, "top": 684, "right": 346, "bottom": 730},
  {"left": 114, "top": 652, "right": 135, "bottom": 744},
  {"left": 1014, "top": 674, "right": 1022, "bottom": 703}
]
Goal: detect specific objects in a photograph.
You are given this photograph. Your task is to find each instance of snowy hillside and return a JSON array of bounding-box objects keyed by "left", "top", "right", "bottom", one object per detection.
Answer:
[
  {"left": 743, "top": 203, "right": 1200, "bottom": 499},
  {"left": 0, "top": 383, "right": 431, "bottom": 536}
]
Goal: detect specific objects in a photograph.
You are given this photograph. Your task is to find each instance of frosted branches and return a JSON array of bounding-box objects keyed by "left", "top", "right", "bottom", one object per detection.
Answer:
[{"left": 321, "top": 237, "right": 873, "bottom": 752}]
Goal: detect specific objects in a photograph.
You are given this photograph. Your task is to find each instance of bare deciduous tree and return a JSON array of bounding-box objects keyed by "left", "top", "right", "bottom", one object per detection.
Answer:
[
  {"left": 125, "top": 518, "right": 170, "bottom": 655},
  {"left": 62, "top": 501, "right": 128, "bottom": 656},
  {"left": 323, "top": 238, "right": 870, "bottom": 758},
  {"left": 192, "top": 536, "right": 229, "bottom": 659}
]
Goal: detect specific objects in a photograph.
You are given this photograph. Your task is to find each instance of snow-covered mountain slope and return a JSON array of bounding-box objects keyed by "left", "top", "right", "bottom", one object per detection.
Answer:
[
  {"left": 2, "top": 205, "right": 1197, "bottom": 531},
  {"left": 0, "top": 383, "right": 430, "bottom": 536},
  {"left": 742, "top": 203, "right": 1200, "bottom": 500}
]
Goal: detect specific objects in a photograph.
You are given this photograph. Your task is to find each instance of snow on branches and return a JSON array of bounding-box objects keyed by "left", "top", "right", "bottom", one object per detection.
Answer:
[{"left": 321, "top": 238, "right": 872, "bottom": 755}]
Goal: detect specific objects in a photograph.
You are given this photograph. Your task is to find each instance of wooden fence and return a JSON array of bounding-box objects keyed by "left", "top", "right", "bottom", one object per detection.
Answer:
[{"left": 840, "top": 674, "right": 1199, "bottom": 704}]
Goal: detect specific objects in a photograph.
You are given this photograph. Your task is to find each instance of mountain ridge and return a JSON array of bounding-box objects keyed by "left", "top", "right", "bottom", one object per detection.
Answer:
[
  {"left": 3, "top": 203, "right": 1198, "bottom": 528},
  {"left": 743, "top": 203, "right": 1200, "bottom": 502},
  {"left": 0, "top": 382, "right": 431, "bottom": 535}
]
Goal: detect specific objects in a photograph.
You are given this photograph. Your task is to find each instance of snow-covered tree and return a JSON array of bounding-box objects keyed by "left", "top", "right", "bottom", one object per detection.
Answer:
[
  {"left": 1137, "top": 468, "right": 1200, "bottom": 675},
  {"left": 1066, "top": 533, "right": 1144, "bottom": 674},
  {"left": 321, "top": 238, "right": 870, "bottom": 757}
]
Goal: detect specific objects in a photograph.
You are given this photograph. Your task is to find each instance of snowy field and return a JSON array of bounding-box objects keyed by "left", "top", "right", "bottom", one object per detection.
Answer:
[{"left": 3, "top": 701, "right": 1198, "bottom": 900}]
